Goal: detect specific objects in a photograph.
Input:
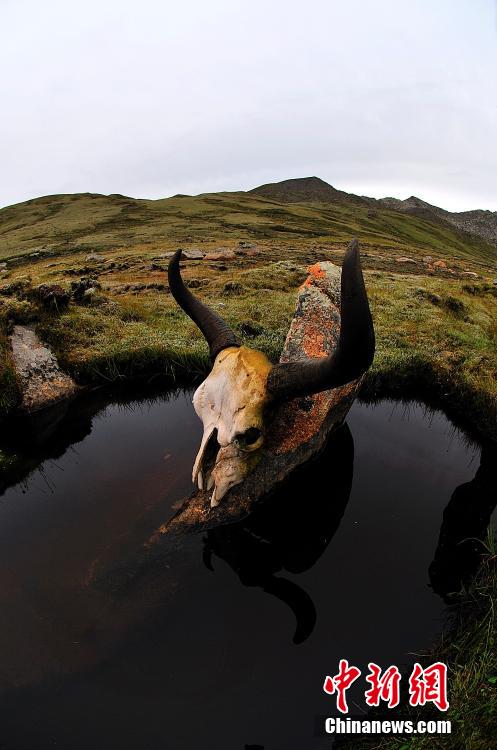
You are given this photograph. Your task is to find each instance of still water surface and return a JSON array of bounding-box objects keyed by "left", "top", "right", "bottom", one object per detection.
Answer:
[{"left": 0, "top": 391, "right": 494, "bottom": 749}]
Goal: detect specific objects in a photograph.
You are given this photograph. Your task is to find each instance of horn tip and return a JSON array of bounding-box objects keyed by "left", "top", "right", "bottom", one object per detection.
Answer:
[
  {"left": 348, "top": 237, "right": 359, "bottom": 255},
  {"left": 168, "top": 248, "right": 184, "bottom": 276},
  {"left": 343, "top": 238, "right": 361, "bottom": 271}
]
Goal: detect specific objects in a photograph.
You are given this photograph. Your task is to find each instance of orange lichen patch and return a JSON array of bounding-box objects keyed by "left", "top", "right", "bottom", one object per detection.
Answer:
[
  {"left": 301, "top": 262, "right": 326, "bottom": 289},
  {"left": 272, "top": 380, "right": 357, "bottom": 455},
  {"left": 302, "top": 327, "right": 326, "bottom": 358}
]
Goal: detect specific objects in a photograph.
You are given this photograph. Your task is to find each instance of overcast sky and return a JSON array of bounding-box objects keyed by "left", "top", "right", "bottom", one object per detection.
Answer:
[{"left": 1, "top": 0, "right": 496, "bottom": 211}]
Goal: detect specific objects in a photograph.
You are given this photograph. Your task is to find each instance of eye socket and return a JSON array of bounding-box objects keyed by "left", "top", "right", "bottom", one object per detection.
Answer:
[{"left": 236, "top": 427, "right": 262, "bottom": 449}]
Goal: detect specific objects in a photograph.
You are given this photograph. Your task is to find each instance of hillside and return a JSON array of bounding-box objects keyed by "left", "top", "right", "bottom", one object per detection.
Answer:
[
  {"left": 376, "top": 194, "right": 497, "bottom": 246},
  {"left": 0, "top": 178, "right": 495, "bottom": 269}
]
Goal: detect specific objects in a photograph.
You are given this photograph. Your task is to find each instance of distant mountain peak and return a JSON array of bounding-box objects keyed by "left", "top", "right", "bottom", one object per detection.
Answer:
[{"left": 249, "top": 176, "right": 365, "bottom": 205}]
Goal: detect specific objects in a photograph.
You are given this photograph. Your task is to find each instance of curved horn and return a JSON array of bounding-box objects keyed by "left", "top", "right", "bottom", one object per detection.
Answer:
[
  {"left": 267, "top": 239, "right": 375, "bottom": 400},
  {"left": 168, "top": 249, "right": 240, "bottom": 360}
]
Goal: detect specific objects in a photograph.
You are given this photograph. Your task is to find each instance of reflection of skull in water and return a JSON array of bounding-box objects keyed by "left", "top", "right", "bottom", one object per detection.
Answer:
[{"left": 168, "top": 239, "right": 375, "bottom": 507}]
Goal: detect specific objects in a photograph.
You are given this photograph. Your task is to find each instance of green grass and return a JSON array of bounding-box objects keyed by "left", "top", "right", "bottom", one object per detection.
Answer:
[
  {"left": 361, "top": 273, "right": 497, "bottom": 441},
  {"left": 2, "top": 249, "right": 495, "bottom": 438},
  {"left": 0, "top": 190, "right": 495, "bottom": 268},
  {"left": 0, "top": 333, "right": 19, "bottom": 414}
]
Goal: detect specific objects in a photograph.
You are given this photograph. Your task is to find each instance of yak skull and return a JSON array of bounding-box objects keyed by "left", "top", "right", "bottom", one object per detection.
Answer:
[
  {"left": 168, "top": 240, "right": 375, "bottom": 508},
  {"left": 192, "top": 346, "right": 272, "bottom": 506}
]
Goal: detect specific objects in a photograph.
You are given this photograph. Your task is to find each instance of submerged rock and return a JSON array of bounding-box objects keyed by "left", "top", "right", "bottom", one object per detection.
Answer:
[
  {"left": 149, "top": 259, "right": 362, "bottom": 541},
  {"left": 10, "top": 326, "right": 78, "bottom": 413}
]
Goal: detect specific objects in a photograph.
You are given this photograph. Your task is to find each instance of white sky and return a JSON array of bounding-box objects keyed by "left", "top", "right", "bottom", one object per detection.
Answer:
[{"left": 1, "top": 0, "right": 497, "bottom": 211}]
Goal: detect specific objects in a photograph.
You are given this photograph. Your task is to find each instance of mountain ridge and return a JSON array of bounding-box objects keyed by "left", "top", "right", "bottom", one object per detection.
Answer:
[
  {"left": 0, "top": 177, "right": 495, "bottom": 266},
  {"left": 249, "top": 176, "right": 497, "bottom": 246}
]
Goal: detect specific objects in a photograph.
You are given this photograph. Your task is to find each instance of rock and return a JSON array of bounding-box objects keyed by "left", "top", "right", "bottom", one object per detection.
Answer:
[
  {"left": 182, "top": 249, "right": 204, "bottom": 260},
  {"left": 205, "top": 249, "right": 236, "bottom": 261},
  {"left": 461, "top": 271, "right": 478, "bottom": 278},
  {"left": 10, "top": 326, "right": 78, "bottom": 413},
  {"left": 396, "top": 256, "right": 415, "bottom": 263},
  {"left": 34, "top": 284, "right": 70, "bottom": 309},
  {"left": 85, "top": 253, "right": 106, "bottom": 262},
  {"left": 157, "top": 252, "right": 175, "bottom": 259},
  {"left": 0, "top": 262, "right": 7, "bottom": 269},
  {"left": 433, "top": 259, "right": 447, "bottom": 269},
  {"left": 71, "top": 277, "right": 101, "bottom": 301},
  {"left": 28, "top": 246, "right": 52, "bottom": 256},
  {"left": 238, "top": 241, "right": 256, "bottom": 248},
  {"left": 422, "top": 256, "right": 434, "bottom": 264},
  {"left": 148, "top": 260, "right": 362, "bottom": 539}
]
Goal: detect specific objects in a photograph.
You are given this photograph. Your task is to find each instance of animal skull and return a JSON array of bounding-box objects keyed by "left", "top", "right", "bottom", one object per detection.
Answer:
[
  {"left": 168, "top": 239, "right": 375, "bottom": 507},
  {"left": 192, "top": 346, "right": 272, "bottom": 506}
]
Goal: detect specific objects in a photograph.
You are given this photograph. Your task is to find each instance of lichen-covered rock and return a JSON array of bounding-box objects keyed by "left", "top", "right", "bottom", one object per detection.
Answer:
[
  {"left": 149, "top": 259, "right": 361, "bottom": 541},
  {"left": 10, "top": 326, "right": 78, "bottom": 413}
]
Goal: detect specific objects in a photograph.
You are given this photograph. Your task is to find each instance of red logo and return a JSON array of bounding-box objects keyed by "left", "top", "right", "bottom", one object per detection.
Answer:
[{"left": 323, "top": 661, "right": 449, "bottom": 714}]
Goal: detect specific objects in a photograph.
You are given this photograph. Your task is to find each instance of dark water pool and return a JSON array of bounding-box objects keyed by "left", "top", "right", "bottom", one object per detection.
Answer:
[{"left": 0, "top": 391, "right": 495, "bottom": 749}]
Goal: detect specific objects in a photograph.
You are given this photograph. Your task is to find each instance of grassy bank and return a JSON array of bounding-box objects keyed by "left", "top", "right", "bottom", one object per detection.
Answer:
[{"left": 1, "top": 243, "right": 495, "bottom": 439}]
